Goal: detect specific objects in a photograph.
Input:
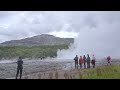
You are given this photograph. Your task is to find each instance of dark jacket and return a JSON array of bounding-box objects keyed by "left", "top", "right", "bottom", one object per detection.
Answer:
[
  {"left": 83, "top": 56, "right": 86, "bottom": 62},
  {"left": 107, "top": 56, "right": 111, "bottom": 61},
  {"left": 74, "top": 56, "right": 78, "bottom": 63},
  {"left": 17, "top": 59, "right": 23, "bottom": 69}
]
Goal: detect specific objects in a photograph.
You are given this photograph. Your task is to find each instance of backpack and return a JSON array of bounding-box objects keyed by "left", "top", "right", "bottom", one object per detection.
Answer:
[
  {"left": 107, "top": 57, "right": 111, "bottom": 61},
  {"left": 74, "top": 57, "right": 77, "bottom": 61},
  {"left": 91, "top": 60, "right": 95, "bottom": 64}
]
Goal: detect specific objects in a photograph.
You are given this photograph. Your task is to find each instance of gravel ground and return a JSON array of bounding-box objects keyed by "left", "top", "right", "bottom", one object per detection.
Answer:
[
  {"left": 0, "top": 59, "right": 72, "bottom": 79},
  {"left": 0, "top": 59, "right": 119, "bottom": 79}
]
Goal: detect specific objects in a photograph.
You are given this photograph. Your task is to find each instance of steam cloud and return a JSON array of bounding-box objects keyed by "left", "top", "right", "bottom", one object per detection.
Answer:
[
  {"left": 56, "top": 11, "right": 120, "bottom": 60},
  {"left": 0, "top": 11, "right": 120, "bottom": 60}
]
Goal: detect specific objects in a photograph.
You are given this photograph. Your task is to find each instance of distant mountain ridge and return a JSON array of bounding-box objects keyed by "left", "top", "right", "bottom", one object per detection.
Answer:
[{"left": 0, "top": 34, "right": 74, "bottom": 46}]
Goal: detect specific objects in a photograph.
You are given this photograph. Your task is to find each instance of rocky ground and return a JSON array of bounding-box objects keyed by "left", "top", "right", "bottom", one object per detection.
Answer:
[
  {"left": 0, "top": 59, "right": 119, "bottom": 79},
  {"left": 0, "top": 59, "right": 72, "bottom": 79}
]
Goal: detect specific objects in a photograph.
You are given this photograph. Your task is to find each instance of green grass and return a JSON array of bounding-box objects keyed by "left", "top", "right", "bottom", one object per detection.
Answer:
[
  {"left": 74, "top": 64, "right": 120, "bottom": 79},
  {"left": 0, "top": 45, "right": 69, "bottom": 60}
]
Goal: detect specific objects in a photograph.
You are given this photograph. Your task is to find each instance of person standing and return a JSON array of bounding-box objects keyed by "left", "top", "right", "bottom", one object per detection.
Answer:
[
  {"left": 107, "top": 56, "right": 111, "bottom": 66},
  {"left": 91, "top": 55, "right": 96, "bottom": 68},
  {"left": 16, "top": 57, "right": 23, "bottom": 79},
  {"left": 86, "top": 54, "right": 91, "bottom": 68},
  {"left": 83, "top": 55, "right": 86, "bottom": 69},
  {"left": 79, "top": 56, "right": 83, "bottom": 69},
  {"left": 74, "top": 55, "right": 78, "bottom": 69}
]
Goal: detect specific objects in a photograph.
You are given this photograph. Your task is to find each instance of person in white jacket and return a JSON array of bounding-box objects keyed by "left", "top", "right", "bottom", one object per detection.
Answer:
[{"left": 91, "top": 55, "right": 96, "bottom": 68}]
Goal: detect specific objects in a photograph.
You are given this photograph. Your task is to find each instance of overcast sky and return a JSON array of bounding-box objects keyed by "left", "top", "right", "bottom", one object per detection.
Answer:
[
  {"left": 1, "top": 11, "right": 120, "bottom": 59},
  {"left": 0, "top": 11, "right": 120, "bottom": 42},
  {"left": 0, "top": 11, "right": 79, "bottom": 43}
]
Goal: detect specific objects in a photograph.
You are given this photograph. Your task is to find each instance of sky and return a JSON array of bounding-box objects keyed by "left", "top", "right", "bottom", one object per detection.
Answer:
[
  {"left": 0, "top": 11, "right": 79, "bottom": 43},
  {"left": 0, "top": 11, "right": 120, "bottom": 59}
]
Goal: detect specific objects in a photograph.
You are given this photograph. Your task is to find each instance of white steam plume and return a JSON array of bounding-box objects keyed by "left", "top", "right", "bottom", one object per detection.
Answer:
[{"left": 57, "top": 11, "right": 120, "bottom": 60}]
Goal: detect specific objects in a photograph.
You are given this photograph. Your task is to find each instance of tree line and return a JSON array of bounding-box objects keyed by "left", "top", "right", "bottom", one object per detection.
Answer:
[{"left": 0, "top": 45, "right": 69, "bottom": 60}]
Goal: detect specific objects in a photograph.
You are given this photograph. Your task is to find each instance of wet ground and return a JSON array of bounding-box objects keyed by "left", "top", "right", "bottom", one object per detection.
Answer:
[{"left": 0, "top": 59, "right": 119, "bottom": 79}]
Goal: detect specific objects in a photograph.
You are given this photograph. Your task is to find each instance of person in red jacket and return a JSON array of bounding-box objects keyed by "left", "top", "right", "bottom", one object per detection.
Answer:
[
  {"left": 79, "top": 56, "right": 83, "bottom": 69},
  {"left": 107, "top": 56, "right": 111, "bottom": 66}
]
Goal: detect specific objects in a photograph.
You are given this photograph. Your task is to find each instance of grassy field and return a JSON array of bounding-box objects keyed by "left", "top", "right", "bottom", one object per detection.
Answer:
[
  {"left": 74, "top": 64, "right": 120, "bottom": 79},
  {"left": 0, "top": 45, "right": 69, "bottom": 60}
]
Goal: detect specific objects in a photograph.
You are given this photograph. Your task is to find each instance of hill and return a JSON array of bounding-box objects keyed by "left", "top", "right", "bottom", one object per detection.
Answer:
[{"left": 0, "top": 34, "right": 74, "bottom": 46}]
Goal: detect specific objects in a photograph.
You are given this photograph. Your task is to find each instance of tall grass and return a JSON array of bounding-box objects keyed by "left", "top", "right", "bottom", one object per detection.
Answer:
[{"left": 74, "top": 65, "right": 120, "bottom": 79}]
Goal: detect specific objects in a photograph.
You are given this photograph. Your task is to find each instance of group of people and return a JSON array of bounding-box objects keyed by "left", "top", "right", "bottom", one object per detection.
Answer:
[
  {"left": 74, "top": 54, "right": 96, "bottom": 69},
  {"left": 74, "top": 54, "right": 112, "bottom": 69}
]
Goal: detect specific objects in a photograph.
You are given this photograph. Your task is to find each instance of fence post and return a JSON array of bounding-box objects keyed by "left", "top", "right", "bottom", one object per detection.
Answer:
[
  {"left": 49, "top": 72, "right": 53, "bottom": 79},
  {"left": 38, "top": 73, "right": 42, "bottom": 79},
  {"left": 55, "top": 70, "right": 59, "bottom": 79}
]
